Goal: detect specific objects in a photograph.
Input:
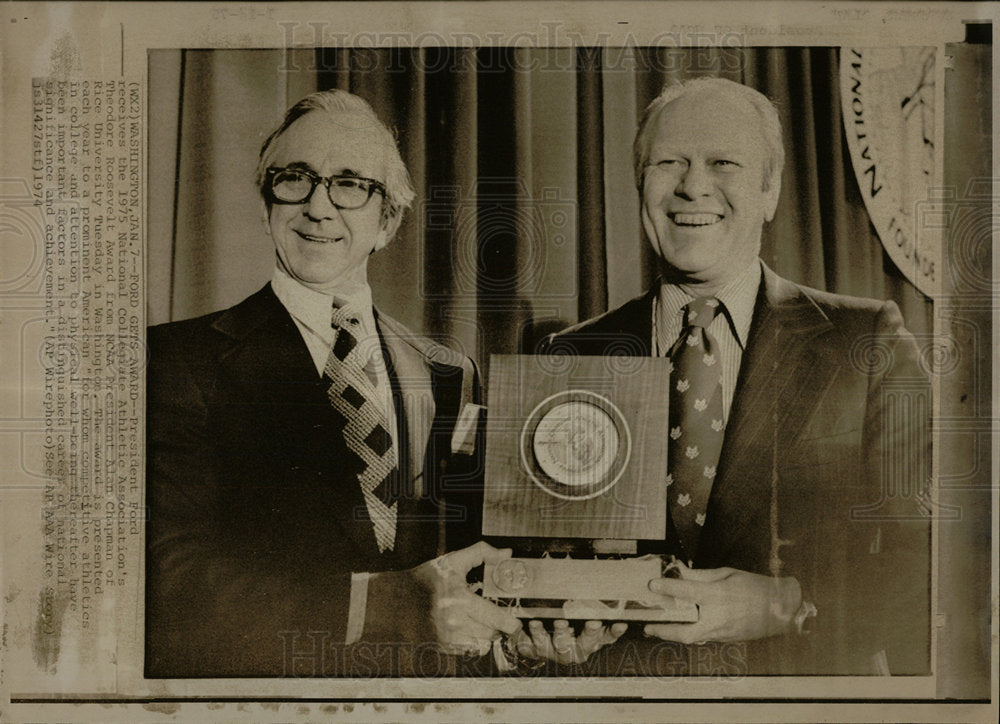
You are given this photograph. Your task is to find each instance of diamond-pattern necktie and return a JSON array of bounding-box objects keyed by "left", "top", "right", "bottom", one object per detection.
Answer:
[
  {"left": 667, "top": 296, "right": 725, "bottom": 560},
  {"left": 324, "top": 302, "right": 398, "bottom": 553}
]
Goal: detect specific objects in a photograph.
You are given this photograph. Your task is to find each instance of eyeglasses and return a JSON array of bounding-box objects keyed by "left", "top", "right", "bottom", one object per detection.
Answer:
[{"left": 263, "top": 167, "right": 386, "bottom": 210}]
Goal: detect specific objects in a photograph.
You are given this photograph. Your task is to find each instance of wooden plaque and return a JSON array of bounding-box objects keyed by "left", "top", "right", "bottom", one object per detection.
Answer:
[{"left": 483, "top": 354, "right": 670, "bottom": 540}]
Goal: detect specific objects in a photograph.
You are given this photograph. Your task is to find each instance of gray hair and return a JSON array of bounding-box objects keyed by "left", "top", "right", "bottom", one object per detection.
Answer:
[
  {"left": 256, "top": 90, "right": 416, "bottom": 239},
  {"left": 632, "top": 77, "right": 785, "bottom": 192}
]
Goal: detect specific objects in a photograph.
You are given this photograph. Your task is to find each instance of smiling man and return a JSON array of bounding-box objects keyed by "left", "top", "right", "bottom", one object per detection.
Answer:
[
  {"left": 145, "top": 90, "right": 524, "bottom": 677},
  {"left": 637, "top": 84, "right": 780, "bottom": 296},
  {"left": 541, "top": 78, "right": 932, "bottom": 675}
]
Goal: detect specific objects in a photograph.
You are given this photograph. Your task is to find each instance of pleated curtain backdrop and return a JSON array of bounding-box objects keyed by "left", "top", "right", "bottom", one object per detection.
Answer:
[{"left": 148, "top": 47, "right": 932, "bottom": 374}]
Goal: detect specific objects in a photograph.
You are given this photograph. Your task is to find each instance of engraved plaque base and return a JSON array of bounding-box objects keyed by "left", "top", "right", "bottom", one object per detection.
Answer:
[{"left": 483, "top": 556, "right": 699, "bottom": 622}]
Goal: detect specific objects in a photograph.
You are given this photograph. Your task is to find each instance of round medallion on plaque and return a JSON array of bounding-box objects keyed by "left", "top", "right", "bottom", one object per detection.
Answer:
[
  {"left": 491, "top": 559, "right": 531, "bottom": 594},
  {"left": 532, "top": 402, "right": 619, "bottom": 486},
  {"left": 520, "top": 390, "right": 631, "bottom": 500}
]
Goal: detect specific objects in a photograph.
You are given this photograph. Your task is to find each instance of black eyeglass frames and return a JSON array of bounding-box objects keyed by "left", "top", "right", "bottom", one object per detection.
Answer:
[{"left": 263, "top": 167, "right": 386, "bottom": 210}]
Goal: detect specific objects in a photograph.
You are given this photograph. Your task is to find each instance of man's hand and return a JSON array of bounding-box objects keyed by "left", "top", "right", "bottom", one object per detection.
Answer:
[
  {"left": 412, "top": 541, "right": 524, "bottom": 656},
  {"left": 643, "top": 565, "right": 801, "bottom": 644},
  {"left": 512, "top": 619, "right": 628, "bottom": 665},
  {"left": 365, "top": 541, "right": 522, "bottom": 656}
]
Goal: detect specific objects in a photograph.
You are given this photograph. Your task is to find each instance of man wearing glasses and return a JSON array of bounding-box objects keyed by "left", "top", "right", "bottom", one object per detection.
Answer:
[{"left": 145, "top": 91, "right": 529, "bottom": 677}]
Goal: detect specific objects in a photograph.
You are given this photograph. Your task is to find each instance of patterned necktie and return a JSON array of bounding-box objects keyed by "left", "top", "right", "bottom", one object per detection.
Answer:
[
  {"left": 667, "top": 296, "right": 725, "bottom": 560},
  {"left": 324, "top": 302, "right": 397, "bottom": 553}
]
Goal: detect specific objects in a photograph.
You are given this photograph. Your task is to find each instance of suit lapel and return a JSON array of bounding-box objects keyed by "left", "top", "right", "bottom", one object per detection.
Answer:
[
  {"left": 212, "top": 285, "right": 379, "bottom": 556},
  {"left": 596, "top": 290, "right": 655, "bottom": 356},
  {"left": 376, "top": 312, "right": 436, "bottom": 499},
  {"left": 378, "top": 310, "right": 473, "bottom": 565},
  {"left": 611, "top": 291, "right": 656, "bottom": 355},
  {"left": 698, "top": 265, "right": 837, "bottom": 568},
  {"left": 213, "top": 284, "right": 321, "bottom": 397},
  {"left": 551, "top": 290, "right": 656, "bottom": 356}
]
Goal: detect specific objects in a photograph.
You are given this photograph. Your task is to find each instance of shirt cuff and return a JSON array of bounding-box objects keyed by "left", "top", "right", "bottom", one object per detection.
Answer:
[{"left": 345, "top": 572, "right": 371, "bottom": 645}]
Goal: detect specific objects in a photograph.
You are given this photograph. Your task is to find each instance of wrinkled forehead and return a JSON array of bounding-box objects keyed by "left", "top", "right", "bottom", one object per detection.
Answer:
[
  {"left": 266, "top": 110, "right": 388, "bottom": 178},
  {"left": 650, "top": 90, "right": 767, "bottom": 158}
]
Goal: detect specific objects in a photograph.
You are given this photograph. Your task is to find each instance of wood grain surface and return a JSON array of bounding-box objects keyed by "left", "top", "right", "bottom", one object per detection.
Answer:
[{"left": 484, "top": 355, "right": 670, "bottom": 539}]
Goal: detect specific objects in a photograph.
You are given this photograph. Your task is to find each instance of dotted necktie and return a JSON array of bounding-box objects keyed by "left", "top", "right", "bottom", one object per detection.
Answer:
[
  {"left": 324, "top": 302, "right": 397, "bottom": 553},
  {"left": 667, "top": 296, "right": 725, "bottom": 560}
]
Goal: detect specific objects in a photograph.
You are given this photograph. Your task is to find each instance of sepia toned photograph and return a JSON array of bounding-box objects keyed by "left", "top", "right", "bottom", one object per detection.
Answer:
[{"left": 1, "top": 2, "right": 996, "bottom": 722}]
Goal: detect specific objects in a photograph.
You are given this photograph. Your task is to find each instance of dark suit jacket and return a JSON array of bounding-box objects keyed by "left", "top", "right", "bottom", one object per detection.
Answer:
[
  {"left": 145, "top": 284, "right": 483, "bottom": 677},
  {"left": 539, "top": 263, "right": 931, "bottom": 675}
]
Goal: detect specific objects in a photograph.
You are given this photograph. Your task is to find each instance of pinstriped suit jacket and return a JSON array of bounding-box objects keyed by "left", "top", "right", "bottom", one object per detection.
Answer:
[{"left": 540, "top": 262, "right": 931, "bottom": 675}]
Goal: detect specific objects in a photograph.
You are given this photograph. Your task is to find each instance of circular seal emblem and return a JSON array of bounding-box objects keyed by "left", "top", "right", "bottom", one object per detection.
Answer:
[
  {"left": 533, "top": 401, "right": 619, "bottom": 487},
  {"left": 840, "top": 47, "right": 940, "bottom": 298},
  {"left": 520, "top": 390, "right": 631, "bottom": 500},
  {"left": 491, "top": 559, "right": 531, "bottom": 594}
]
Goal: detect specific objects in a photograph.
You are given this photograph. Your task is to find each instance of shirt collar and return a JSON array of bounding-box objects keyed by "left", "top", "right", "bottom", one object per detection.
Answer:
[
  {"left": 271, "top": 265, "right": 376, "bottom": 339},
  {"left": 656, "top": 260, "right": 761, "bottom": 349}
]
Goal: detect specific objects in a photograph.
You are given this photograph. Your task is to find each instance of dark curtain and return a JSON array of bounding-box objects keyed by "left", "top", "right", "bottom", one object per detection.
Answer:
[{"left": 148, "top": 47, "right": 933, "bottom": 375}]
